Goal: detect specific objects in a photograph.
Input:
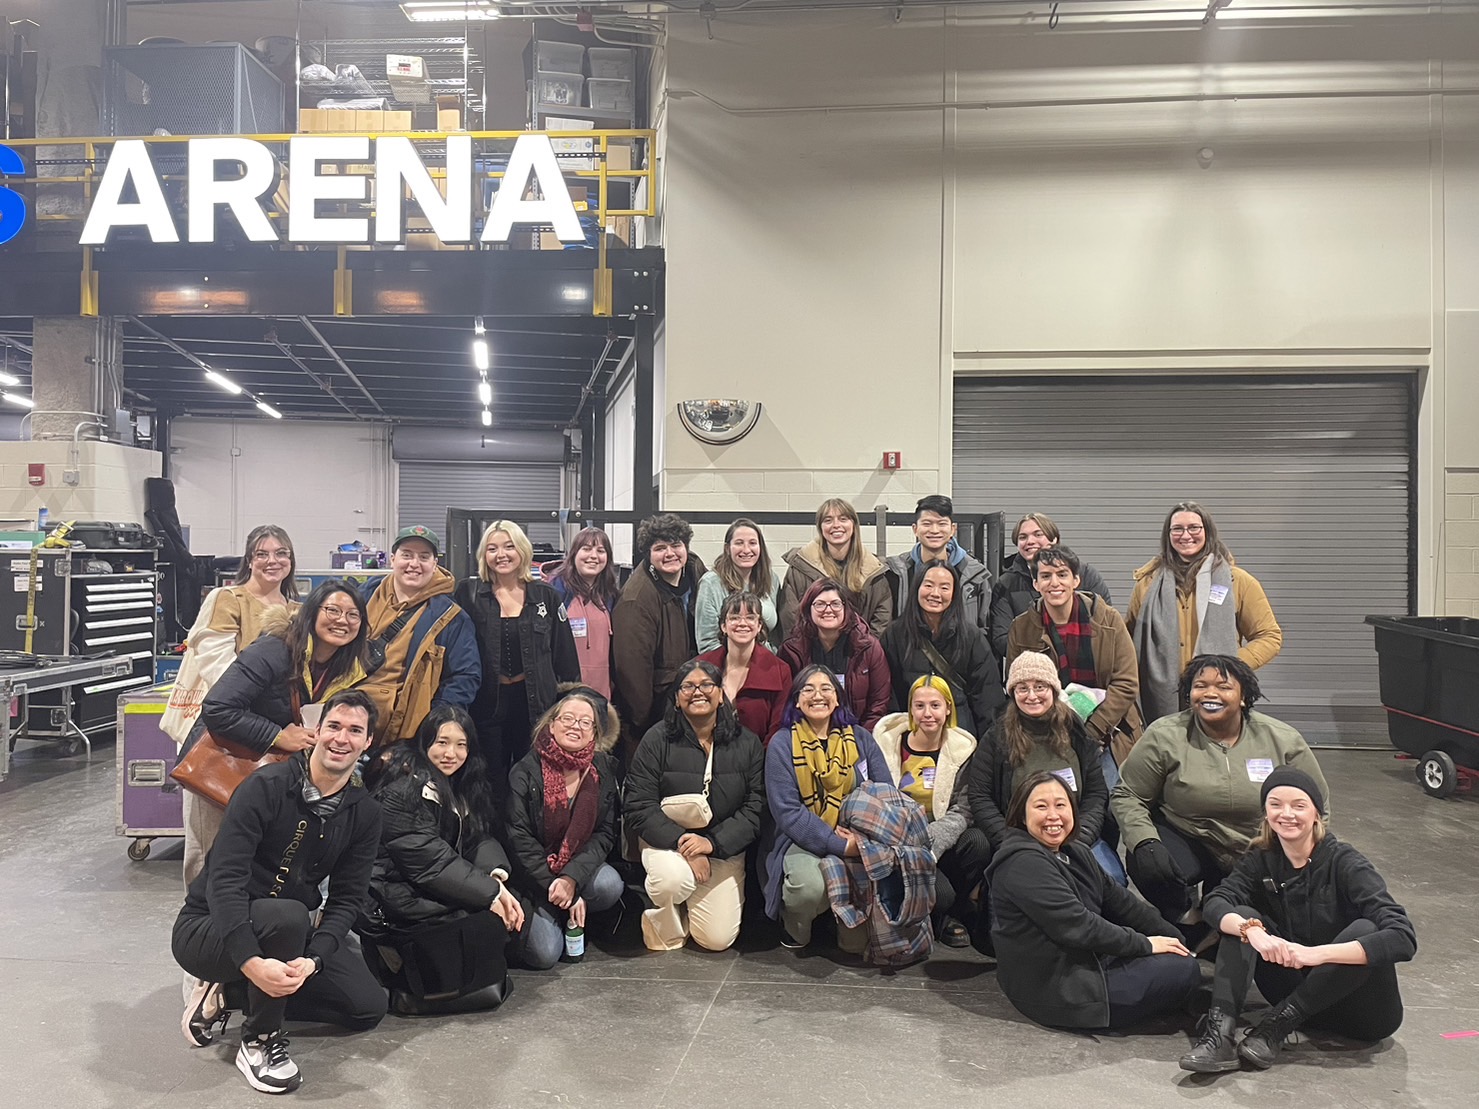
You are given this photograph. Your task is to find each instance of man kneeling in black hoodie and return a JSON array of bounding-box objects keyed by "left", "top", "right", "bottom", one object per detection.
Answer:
[{"left": 173, "top": 689, "right": 387, "bottom": 1095}]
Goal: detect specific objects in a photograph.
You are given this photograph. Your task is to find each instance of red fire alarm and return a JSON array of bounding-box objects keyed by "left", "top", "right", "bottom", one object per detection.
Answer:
[
  {"left": 27, "top": 463, "right": 44, "bottom": 487},
  {"left": 881, "top": 451, "right": 902, "bottom": 471}
]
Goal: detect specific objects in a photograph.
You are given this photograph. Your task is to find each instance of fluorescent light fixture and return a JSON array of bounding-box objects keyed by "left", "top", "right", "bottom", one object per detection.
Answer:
[
  {"left": 0, "top": 371, "right": 19, "bottom": 387},
  {"left": 204, "top": 369, "right": 243, "bottom": 395},
  {"left": 477, "top": 379, "right": 493, "bottom": 405},
  {"left": 561, "top": 285, "right": 588, "bottom": 302},
  {"left": 474, "top": 315, "right": 486, "bottom": 336},
  {"left": 472, "top": 338, "right": 490, "bottom": 371},
  {"left": 255, "top": 400, "right": 283, "bottom": 419},
  {"left": 480, "top": 407, "right": 492, "bottom": 427},
  {"left": 2, "top": 392, "right": 34, "bottom": 409},
  {"left": 402, "top": 2, "right": 503, "bottom": 21}
]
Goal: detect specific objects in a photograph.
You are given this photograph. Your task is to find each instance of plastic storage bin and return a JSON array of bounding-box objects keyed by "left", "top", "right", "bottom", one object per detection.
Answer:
[
  {"left": 536, "top": 71, "right": 584, "bottom": 109},
  {"left": 587, "top": 47, "right": 636, "bottom": 80},
  {"left": 586, "top": 78, "right": 634, "bottom": 116},
  {"left": 535, "top": 40, "right": 586, "bottom": 75},
  {"left": 1365, "top": 614, "right": 1479, "bottom": 796}
]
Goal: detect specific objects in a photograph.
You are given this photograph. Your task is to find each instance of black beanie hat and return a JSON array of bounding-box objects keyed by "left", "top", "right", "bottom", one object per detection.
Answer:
[{"left": 1260, "top": 766, "right": 1325, "bottom": 815}]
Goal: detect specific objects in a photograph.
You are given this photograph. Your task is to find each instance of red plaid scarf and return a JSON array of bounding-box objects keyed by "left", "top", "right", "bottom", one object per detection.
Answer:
[
  {"left": 1043, "top": 594, "right": 1099, "bottom": 687},
  {"left": 535, "top": 727, "right": 600, "bottom": 876}
]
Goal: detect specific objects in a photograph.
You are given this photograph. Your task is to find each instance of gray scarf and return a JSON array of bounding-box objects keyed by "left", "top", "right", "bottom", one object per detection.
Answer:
[{"left": 1134, "top": 557, "right": 1239, "bottom": 721}]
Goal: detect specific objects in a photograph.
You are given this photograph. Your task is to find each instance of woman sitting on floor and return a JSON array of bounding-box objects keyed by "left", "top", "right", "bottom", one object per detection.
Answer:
[
  {"left": 989, "top": 771, "right": 1200, "bottom": 1031},
  {"left": 1180, "top": 768, "right": 1416, "bottom": 1074}
]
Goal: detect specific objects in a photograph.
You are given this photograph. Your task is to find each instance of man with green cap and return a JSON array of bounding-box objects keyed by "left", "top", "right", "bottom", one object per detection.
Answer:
[{"left": 359, "top": 525, "right": 480, "bottom": 744}]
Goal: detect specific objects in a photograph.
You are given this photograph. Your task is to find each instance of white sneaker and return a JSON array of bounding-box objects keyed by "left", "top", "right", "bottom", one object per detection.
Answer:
[
  {"left": 236, "top": 1032, "right": 302, "bottom": 1094},
  {"left": 182, "top": 980, "right": 229, "bottom": 1047}
]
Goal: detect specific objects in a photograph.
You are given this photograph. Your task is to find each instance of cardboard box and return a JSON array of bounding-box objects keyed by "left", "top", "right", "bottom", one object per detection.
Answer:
[
  {"left": 606, "top": 141, "right": 633, "bottom": 173},
  {"left": 384, "top": 110, "right": 412, "bottom": 132},
  {"left": 354, "top": 110, "right": 384, "bottom": 132},
  {"left": 437, "top": 108, "right": 462, "bottom": 131}
]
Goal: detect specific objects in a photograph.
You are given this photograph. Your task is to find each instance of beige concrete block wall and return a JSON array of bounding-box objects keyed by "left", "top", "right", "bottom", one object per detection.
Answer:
[
  {"left": 1445, "top": 471, "right": 1479, "bottom": 616},
  {"left": 0, "top": 442, "right": 162, "bottom": 527}
]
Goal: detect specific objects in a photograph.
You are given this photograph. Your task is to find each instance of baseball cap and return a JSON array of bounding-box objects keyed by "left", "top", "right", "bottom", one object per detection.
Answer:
[{"left": 392, "top": 524, "right": 440, "bottom": 556}]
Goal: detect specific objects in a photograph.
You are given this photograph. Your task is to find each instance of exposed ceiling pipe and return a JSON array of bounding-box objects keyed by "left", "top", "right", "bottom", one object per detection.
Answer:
[
  {"left": 264, "top": 325, "right": 365, "bottom": 421},
  {"left": 297, "top": 316, "right": 390, "bottom": 418},
  {"left": 567, "top": 331, "right": 623, "bottom": 427}
]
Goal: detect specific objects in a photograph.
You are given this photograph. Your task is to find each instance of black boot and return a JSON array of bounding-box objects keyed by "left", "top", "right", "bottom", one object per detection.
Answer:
[
  {"left": 1238, "top": 999, "right": 1304, "bottom": 1069},
  {"left": 1179, "top": 1006, "right": 1239, "bottom": 1073}
]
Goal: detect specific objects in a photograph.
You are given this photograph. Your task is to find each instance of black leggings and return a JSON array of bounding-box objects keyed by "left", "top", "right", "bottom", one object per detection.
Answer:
[
  {"left": 934, "top": 826, "right": 992, "bottom": 925},
  {"left": 1209, "top": 909, "right": 1404, "bottom": 1041},
  {"left": 173, "top": 900, "right": 387, "bottom": 1038},
  {"left": 1125, "top": 816, "right": 1230, "bottom": 924},
  {"left": 478, "top": 682, "right": 532, "bottom": 795}
]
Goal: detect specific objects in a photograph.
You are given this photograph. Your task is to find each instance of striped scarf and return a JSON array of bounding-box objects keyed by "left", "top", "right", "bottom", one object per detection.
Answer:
[{"left": 792, "top": 718, "right": 860, "bottom": 829}]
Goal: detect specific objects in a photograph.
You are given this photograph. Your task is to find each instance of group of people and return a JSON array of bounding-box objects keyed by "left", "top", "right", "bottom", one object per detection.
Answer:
[{"left": 163, "top": 497, "right": 1414, "bottom": 1096}]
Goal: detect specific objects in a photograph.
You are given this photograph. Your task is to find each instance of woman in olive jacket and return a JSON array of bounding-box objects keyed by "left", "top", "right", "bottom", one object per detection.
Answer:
[{"left": 624, "top": 658, "right": 767, "bottom": 952}]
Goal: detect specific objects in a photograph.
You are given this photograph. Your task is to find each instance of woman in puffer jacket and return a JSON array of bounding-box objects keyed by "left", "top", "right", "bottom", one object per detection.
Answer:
[{"left": 361, "top": 706, "right": 525, "bottom": 1015}]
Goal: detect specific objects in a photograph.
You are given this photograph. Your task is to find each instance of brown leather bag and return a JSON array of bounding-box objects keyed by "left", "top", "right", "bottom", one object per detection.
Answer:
[{"left": 170, "top": 730, "right": 289, "bottom": 808}]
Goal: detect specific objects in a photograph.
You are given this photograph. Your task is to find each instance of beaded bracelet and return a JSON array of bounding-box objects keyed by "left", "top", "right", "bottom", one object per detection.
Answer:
[{"left": 1238, "top": 918, "right": 1265, "bottom": 943}]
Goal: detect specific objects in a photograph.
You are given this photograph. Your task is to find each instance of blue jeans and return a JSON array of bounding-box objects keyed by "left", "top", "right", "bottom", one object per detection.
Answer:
[
  {"left": 519, "top": 863, "right": 625, "bottom": 970},
  {"left": 1093, "top": 749, "right": 1128, "bottom": 887}
]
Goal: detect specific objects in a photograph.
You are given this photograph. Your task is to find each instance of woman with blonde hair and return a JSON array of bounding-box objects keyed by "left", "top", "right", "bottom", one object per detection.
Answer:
[
  {"left": 1182, "top": 768, "right": 1415, "bottom": 1073},
  {"left": 695, "top": 517, "right": 785, "bottom": 650},
  {"left": 779, "top": 498, "right": 892, "bottom": 638},
  {"left": 455, "top": 519, "right": 580, "bottom": 790},
  {"left": 873, "top": 674, "right": 988, "bottom": 946}
]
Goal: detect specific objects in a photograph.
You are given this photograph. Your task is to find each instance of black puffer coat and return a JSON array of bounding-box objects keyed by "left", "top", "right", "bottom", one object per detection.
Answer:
[
  {"left": 623, "top": 718, "right": 767, "bottom": 860},
  {"left": 198, "top": 625, "right": 300, "bottom": 757},
  {"left": 365, "top": 768, "right": 503, "bottom": 927}
]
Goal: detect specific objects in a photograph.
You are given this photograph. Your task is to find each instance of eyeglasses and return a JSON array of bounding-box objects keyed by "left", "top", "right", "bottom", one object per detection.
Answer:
[
  {"left": 678, "top": 680, "right": 719, "bottom": 695},
  {"left": 251, "top": 549, "right": 292, "bottom": 563},
  {"left": 1169, "top": 525, "right": 1205, "bottom": 536},
  {"left": 555, "top": 713, "right": 596, "bottom": 732},
  {"left": 810, "top": 600, "right": 844, "bottom": 612},
  {"left": 801, "top": 684, "right": 836, "bottom": 697},
  {"left": 1015, "top": 681, "right": 1055, "bottom": 696},
  {"left": 320, "top": 604, "right": 362, "bottom": 625},
  {"left": 724, "top": 613, "right": 760, "bottom": 626}
]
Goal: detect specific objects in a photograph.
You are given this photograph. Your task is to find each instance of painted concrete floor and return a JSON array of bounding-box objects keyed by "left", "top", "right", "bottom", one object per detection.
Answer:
[{"left": 2, "top": 739, "right": 1476, "bottom": 1108}]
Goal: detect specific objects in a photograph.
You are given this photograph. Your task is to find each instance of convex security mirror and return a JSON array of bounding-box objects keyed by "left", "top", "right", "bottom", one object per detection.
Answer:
[{"left": 677, "top": 399, "right": 762, "bottom": 445}]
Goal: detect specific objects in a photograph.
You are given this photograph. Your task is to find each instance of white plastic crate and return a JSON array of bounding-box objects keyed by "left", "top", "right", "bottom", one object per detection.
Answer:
[
  {"left": 535, "top": 40, "right": 586, "bottom": 75},
  {"left": 587, "top": 78, "right": 634, "bottom": 116},
  {"left": 587, "top": 47, "right": 636, "bottom": 81},
  {"left": 536, "top": 71, "right": 584, "bottom": 109}
]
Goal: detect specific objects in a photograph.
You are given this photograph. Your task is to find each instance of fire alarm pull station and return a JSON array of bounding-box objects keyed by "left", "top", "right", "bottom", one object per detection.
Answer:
[
  {"left": 881, "top": 451, "right": 902, "bottom": 471},
  {"left": 27, "top": 463, "right": 44, "bottom": 487}
]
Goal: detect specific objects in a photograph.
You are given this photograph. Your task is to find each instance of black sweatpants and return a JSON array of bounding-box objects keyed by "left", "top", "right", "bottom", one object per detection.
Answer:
[
  {"left": 934, "top": 826, "right": 992, "bottom": 924},
  {"left": 1125, "top": 816, "right": 1230, "bottom": 924},
  {"left": 1208, "top": 909, "right": 1404, "bottom": 1041},
  {"left": 1101, "top": 951, "right": 1202, "bottom": 1029},
  {"left": 173, "top": 900, "right": 388, "bottom": 1037}
]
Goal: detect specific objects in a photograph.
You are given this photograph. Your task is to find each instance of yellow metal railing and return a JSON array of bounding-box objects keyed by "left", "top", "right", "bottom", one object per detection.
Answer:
[{"left": 1, "top": 130, "right": 657, "bottom": 316}]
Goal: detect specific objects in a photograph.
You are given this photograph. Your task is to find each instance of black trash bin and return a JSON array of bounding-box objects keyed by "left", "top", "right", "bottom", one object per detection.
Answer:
[{"left": 1365, "top": 615, "right": 1479, "bottom": 798}]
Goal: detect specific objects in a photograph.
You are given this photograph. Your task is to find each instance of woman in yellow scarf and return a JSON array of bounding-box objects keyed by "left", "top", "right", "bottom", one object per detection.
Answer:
[{"left": 761, "top": 664, "right": 894, "bottom": 951}]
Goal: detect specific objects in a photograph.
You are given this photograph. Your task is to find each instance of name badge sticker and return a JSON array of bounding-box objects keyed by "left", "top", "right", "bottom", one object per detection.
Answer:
[
  {"left": 1246, "top": 758, "right": 1275, "bottom": 783},
  {"left": 569, "top": 616, "right": 588, "bottom": 638},
  {"left": 1209, "top": 584, "right": 1230, "bottom": 605},
  {"left": 856, "top": 759, "right": 868, "bottom": 780},
  {"left": 921, "top": 766, "right": 937, "bottom": 789},
  {"left": 1050, "top": 767, "right": 1077, "bottom": 792}
]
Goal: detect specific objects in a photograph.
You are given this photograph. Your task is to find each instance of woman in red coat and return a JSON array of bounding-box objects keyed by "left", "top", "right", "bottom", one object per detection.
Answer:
[
  {"left": 776, "top": 579, "right": 891, "bottom": 731},
  {"left": 698, "top": 591, "right": 792, "bottom": 746}
]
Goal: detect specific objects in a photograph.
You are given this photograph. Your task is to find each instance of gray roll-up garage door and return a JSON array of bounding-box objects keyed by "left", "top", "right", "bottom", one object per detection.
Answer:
[
  {"left": 952, "top": 375, "right": 1413, "bottom": 746},
  {"left": 397, "top": 463, "right": 562, "bottom": 547}
]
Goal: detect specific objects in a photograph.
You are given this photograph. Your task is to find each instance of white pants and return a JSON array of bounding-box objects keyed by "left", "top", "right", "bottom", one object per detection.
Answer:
[{"left": 640, "top": 846, "right": 746, "bottom": 952}]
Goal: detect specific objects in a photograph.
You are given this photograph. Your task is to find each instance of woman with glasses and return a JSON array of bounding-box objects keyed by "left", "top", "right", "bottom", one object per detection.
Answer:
[
  {"left": 1126, "top": 502, "right": 1282, "bottom": 722},
  {"left": 624, "top": 659, "right": 767, "bottom": 951},
  {"left": 196, "top": 579, "right": 372, "bottom": 779},
  {"left": 503, "top": 687, "right": 625, "bottom": 969},
  {"left": 697, "top": 591, "right": 793, "bottom": 745},
  {"left": 881, "top": 561, "right": 1004, "bottom": 737},
  {"left": 779, "top": 499, "right": 893, "bottom": 638},
  {"left": 164, "top": 525, "right": 300, "bottom": 889},
  {"left": 696, "top": 518, "right": 785, "bottom": 651},
  {"left": 762, "top": 664, "right": 894, "bottom": 951},
  {"left": 455, "top": 520, "right": 581, "bottom": 792},
  {"left": 776, "top": 579, "right": 891, "bottom": 730}
]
